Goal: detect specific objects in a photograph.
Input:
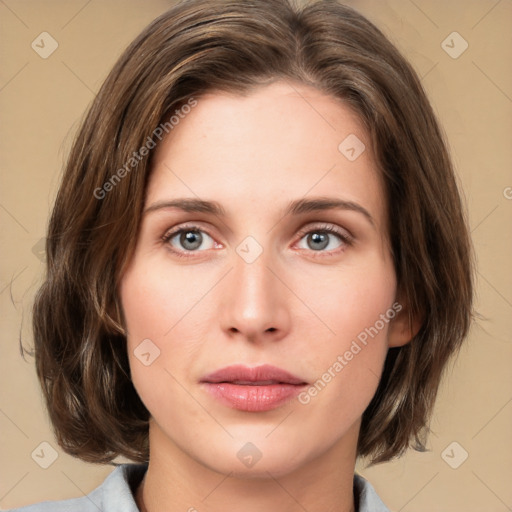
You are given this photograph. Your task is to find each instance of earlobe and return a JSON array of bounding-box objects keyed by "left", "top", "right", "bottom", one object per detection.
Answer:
[{"left": 387, "top": 301, "right": 422, "bottom": 348}]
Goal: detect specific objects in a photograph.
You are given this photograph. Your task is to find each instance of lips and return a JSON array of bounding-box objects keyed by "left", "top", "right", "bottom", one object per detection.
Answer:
[
  {"left": 202, "top": 364, "right": 306, "bottom": 385},
  {"left": 201, "top": 364, "right": 308, "bottom": 412}
]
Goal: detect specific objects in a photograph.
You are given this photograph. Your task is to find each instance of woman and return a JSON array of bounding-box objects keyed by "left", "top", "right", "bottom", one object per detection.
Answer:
[{"left": 15, "top": 0, "right": 473, "bottom": 510}]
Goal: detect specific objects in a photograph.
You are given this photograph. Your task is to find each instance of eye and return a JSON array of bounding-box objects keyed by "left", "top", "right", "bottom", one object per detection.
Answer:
[
  {"left": 162, "top": 225, "right": 218, "bottom": 256},
  {"left": 162, "top": 223, "right": 352, "bottom": 259},
  {"left": 295, "top": 224, "right": 352, "bottom": 254}
]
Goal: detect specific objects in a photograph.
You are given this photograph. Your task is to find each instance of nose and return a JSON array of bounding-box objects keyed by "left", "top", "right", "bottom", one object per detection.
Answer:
[{"left": 219, "top": 245, "right": 291, "bottom": 344}]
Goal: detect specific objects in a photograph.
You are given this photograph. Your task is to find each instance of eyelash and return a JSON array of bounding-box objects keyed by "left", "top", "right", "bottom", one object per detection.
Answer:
[{"left": 161, "top": 223, "right": 354, "bottom": 259}]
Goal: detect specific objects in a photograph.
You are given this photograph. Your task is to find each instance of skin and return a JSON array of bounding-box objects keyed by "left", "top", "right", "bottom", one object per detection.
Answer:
[{"left": 119, "top": 80, "right": 416, "bottom": 512}]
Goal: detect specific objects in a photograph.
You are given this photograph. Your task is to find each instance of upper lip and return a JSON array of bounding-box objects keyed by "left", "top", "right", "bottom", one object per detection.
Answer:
[{"left": 201, "top": 364, "right": 308, "bottom": 385}]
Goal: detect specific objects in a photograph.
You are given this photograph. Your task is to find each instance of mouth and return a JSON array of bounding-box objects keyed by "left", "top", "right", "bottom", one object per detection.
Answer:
[{"left": 200, "top": 364, "right": 308, "bottom": 412}]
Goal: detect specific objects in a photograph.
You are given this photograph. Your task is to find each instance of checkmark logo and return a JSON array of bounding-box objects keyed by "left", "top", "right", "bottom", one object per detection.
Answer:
[
  {"left": 134, "top": 339, "right": 161, "bottom": 366},
  {"left": 441, "top": 441, "right": 468, "bottom": 469},
  {"left": 338, "top": 134, "right": 365, "bottom": 162},
  {"left": 31, "top": 441, "right": 59, "bottom": 469},
  {"left": 441, "top": 32, "right": 468, "bottom": 59},
  {"left": 237, "top": 442, "right": 262, "bottom": 468},
  {"left": 31, "top": 32, "right": 58, "bottom": 59},
  {"left": 236, "top": 236, "right": 263, "bottom": 264}
]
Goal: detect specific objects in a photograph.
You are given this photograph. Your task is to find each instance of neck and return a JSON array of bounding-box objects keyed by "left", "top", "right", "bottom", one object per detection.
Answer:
[{"left": 136, "top": 421, "right": 359, "bottom": 512}]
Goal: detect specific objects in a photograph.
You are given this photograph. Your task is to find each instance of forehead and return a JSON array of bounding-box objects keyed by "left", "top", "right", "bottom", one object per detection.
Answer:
[{"left": 147, "top": 80, "right": 386, "bottom": 229}]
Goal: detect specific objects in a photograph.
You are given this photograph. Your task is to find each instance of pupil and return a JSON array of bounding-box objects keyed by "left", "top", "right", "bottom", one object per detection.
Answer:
[
  {"left": 181, "top": 230, "right": 202, "bottom": 250},
  {"left": 309, "top": 232, "right": 328, "bottom": 250}
]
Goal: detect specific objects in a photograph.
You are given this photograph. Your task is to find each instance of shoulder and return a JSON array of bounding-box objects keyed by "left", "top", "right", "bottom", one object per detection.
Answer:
[
  {"left": 7, "top": 464, "right": 147, "bottom": 512},
  {"left": 354, "top": 473, "right": 390, "bottom": 512}
]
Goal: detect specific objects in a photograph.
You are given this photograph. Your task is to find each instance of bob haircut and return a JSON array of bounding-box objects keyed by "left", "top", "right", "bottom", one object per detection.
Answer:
[{"left": 32, "top": 0, "right": 474, "bottom": 465}]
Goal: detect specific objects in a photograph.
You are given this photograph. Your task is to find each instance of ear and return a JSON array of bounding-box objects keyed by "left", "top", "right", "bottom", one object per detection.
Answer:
[{"left": 387, "top": 298, "right": 422, "bottom": 348}]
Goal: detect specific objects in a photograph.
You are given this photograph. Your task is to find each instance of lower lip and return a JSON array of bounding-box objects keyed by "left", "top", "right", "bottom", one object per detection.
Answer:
[{"left": 202, "top": 383, "right": 306, "bottom": 412}]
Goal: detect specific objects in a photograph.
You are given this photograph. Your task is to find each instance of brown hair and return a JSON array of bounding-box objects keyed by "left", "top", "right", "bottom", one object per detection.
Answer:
[{"left": 31, "top": 0, "right": 474, "bottom": 465}]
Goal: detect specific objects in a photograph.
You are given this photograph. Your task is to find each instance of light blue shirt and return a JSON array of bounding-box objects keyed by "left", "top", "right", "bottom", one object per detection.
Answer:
[{"left": 8, "top": 464, "right": 390, "bottom": 511}]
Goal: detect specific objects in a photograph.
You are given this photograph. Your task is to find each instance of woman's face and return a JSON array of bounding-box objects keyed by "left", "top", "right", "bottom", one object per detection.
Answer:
[{"left": 120, "top": 80, "right": 410, "bottom": 477}]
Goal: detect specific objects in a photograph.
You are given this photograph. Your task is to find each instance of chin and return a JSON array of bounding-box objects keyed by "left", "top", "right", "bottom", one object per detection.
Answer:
[
  {"left": 191, "top": 429, "right": 323, "bottom": 480},
  {"left": 207, "top": 450, "right": 309, "bottom": 480}
]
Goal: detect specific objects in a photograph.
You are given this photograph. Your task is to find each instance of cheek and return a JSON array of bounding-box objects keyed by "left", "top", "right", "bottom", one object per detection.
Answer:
[
  {"left": 295, "top": 254, "right": 396, "bottom": 347},
  {"left": 293, "top": 256, "right": 396, "bottom": 410},
  {"left": 120, "top": 257, "right": 202, "bottom": 343},
  {"left": 119, "top": 258, "right": 212, "bottom": 419},
  {"left": 119, "top": 261, "right": 180, "bottom": 407}
]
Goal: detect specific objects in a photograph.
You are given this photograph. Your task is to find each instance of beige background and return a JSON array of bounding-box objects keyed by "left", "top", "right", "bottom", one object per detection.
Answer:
[{"left": 1, "top": 0, "right": 511, "bottom": 510}]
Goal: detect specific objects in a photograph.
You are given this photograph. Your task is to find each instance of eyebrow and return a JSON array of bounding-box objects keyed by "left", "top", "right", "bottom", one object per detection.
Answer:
[{"left": 144, "top": 196, "right": 375, "bottom": 226}]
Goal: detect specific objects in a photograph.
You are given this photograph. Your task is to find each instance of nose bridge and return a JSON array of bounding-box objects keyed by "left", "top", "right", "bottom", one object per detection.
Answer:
[
  {"left": 220, "top": 239, "right": 289, "bottom": 340},
  {"left": 236, "top": 247, "right": 274, "bottom": 307}
]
